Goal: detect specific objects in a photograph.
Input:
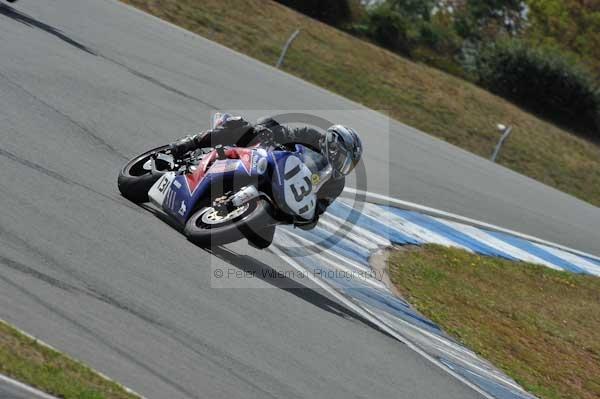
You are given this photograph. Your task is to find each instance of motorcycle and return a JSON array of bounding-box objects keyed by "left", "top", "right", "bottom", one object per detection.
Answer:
[{"left": 118, "top": 113, "right": 332, "bottom": 248}]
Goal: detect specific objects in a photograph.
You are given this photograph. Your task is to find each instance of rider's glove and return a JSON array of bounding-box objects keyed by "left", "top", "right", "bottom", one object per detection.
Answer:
[{"left": 169, "top": 134, "right": 203, "bottom": 159}]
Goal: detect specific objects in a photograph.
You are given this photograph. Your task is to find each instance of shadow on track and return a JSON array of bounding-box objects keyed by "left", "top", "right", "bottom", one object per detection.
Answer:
[
  {"left": 208, "top": 246, "right": 393, "bottom": 338},
  {"left": 138, "top": 202, "right": 393, "bottom": 338},
  {"left": 209, "top": 247, "right": 356, "bottom": 317},
  {"left": 139, "top": 203, "right": 185, "bottom": 231},
  {"left": 0, "top": 3, "right": 96, "bottom": 55}
]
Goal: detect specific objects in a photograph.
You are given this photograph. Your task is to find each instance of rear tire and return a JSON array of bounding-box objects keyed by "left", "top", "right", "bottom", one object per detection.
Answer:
[
  {"left": 184, "top": 198, "right": 276, "bottom": 247},
  {"left": 118, "top": 145, "right": 169, "bottom": 203}
]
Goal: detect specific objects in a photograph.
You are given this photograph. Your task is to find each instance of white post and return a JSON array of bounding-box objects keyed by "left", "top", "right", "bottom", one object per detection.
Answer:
[
  {"left": 276, "top": 29, "right": 301, "bottom": 69},
  {"left": 491, "top": 124, "right": 513, "bottom": 162}
]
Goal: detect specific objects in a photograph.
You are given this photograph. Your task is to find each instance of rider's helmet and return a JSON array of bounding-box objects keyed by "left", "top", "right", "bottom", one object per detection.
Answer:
[{"left": 322, "top": 125, "right": 363, "bottom": 176}]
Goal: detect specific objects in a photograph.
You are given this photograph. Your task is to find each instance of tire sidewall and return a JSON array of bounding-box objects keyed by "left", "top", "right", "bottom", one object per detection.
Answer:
[
  {"left": 118, "top": 145, "right": 169, "bottom": 203},
  {"left": 184, "top": 198, "right": 276, "bottom": 246}
]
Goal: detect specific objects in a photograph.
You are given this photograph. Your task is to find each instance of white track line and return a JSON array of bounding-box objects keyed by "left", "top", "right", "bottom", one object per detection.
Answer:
[
  {"left": 0, "top": 319, "right": 145, "bottom": 399},
  {"left": 0, "top": 373, "right": 59, "bottom": 399}
]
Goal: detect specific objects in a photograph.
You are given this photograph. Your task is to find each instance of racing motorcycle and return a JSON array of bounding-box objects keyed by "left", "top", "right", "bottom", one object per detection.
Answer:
[{"left": 118, "top": 113, "right": 332, "bottom": 248}]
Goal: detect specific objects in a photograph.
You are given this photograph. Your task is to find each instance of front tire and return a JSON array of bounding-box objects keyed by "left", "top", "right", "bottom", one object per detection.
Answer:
[
  {"left": 118, "top": 145, "right": 169, "bottom": 203},
  {"left": 184, "top": 198, "right": 276, "bottom": 247}
]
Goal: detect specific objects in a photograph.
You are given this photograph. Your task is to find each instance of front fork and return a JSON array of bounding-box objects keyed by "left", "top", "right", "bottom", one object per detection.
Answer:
[{"left": 213, "top": 186, "right": 260, "bottom": 216}]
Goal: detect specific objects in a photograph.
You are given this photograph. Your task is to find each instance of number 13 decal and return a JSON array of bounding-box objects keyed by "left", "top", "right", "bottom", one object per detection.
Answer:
[
  {"left": 158, "top": 176, "right": 170, "bottom": 193},
  {"left": 286, "top": 165, "right": 313, "bottom": 202},
  {"left": 282, "top": 156, "right": 316, "bottom": 218}
]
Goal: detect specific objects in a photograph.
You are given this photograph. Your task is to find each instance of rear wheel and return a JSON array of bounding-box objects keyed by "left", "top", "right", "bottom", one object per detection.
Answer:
[
  {"left": 184, "top": 198, "right": 276, "bottom": 247},
  {"left": 118, "top": 145, "right": 170, "bottom": 203}
]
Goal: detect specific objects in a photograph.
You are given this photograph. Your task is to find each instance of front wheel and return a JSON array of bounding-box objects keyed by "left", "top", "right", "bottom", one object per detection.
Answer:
[
  {"left": 184, "top": 198, "right": 276, "bottom": 247},
  {"left": 118, "top": 145, "right": 170, "bottom": 203}
]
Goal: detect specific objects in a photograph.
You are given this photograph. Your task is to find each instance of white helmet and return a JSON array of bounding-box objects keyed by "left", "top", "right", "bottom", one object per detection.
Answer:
[{"left": 322, "top": 125, "right": 363, "bottom": 176}]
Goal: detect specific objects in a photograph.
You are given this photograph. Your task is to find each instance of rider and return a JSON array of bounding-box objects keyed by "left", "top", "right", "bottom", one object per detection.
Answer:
[{"left": 169, "top": 115, "right": 362, "bottom": 230}]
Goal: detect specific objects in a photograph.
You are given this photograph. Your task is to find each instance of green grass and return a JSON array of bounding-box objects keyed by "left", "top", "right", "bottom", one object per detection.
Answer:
[
  {"left": 0, "top": 320, "right": 139, "bottom": 399},
  {"left": 387, "top": 245, "right": 600, "bottom": 399},
  {"left": 121, "top": 0, "right": 600, "bottom": 206}
]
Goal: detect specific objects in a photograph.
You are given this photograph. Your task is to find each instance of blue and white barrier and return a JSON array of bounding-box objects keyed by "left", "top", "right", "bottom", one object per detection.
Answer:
[{"left": 271, "top": 197, "right": 600, "bottom": 399}]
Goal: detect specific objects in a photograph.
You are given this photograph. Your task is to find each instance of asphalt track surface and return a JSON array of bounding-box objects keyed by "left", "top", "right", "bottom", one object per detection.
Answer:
[{"left": 0, "top": 1, "right": 598, "bottom": 398}]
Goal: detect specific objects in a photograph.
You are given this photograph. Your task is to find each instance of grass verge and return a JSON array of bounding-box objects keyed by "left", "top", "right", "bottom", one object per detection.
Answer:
[
  {"left": 120, "top": 0, "right": 600, "bottom": 206},
  {"left": 0, "top": 320, "right": 138, "bottom": 399},
  {"left": 387, "top": 245, "right": 600, "bottom": 399}
]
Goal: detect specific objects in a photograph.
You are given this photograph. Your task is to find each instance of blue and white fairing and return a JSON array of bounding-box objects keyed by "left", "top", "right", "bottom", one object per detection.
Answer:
[
  {"left": 148, "top": 144, "right": 330, "bottom": 225},
  {"left": 270, "top": 145, "right": 331, "bottom": 221},
  {"left": 148, "top": 146, "right": 266, "bottom": 224}
]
